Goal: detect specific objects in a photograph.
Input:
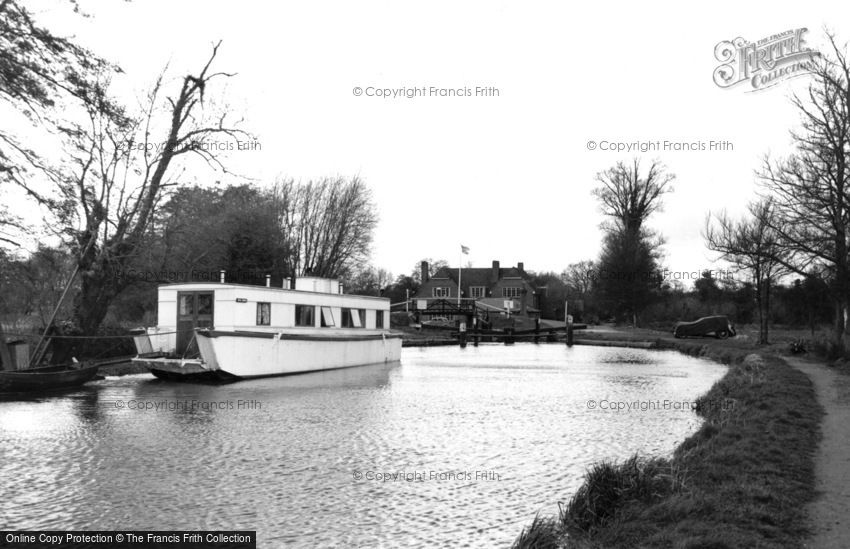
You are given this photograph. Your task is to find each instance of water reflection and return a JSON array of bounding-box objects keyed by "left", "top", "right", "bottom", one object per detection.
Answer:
[{"left": 0, "top": 345, "right": 725, "bottom": 547}]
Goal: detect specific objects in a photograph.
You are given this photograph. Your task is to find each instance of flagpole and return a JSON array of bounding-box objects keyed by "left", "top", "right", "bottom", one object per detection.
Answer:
[{"left": 458, "top": 247, "right": 462, "bottom": 306}]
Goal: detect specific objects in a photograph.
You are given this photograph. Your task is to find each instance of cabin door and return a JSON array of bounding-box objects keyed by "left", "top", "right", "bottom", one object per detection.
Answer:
[{"left": 176, "top": 291, "right": 214, "bottom": 356}]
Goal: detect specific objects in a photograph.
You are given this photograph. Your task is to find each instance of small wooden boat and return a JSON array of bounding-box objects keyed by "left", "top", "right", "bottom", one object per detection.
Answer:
[{"left": 0, "top": 362, "right": 102, "bottom": 393}]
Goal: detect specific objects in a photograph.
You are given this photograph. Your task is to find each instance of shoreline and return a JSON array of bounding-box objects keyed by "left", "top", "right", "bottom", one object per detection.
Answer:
[{"left": 514, "top": 332, "right": 825, "bottom": 548}]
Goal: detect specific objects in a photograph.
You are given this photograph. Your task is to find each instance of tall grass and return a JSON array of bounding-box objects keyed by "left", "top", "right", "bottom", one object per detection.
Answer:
[
  {"left": 561, "top": 456, "right": 684, "bottom": 533},
  {"left": 513, "top": 514, "right": 562, "bottom": 549}
]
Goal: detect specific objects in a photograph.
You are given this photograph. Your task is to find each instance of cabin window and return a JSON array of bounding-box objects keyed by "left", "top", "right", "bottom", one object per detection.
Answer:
[
  {"left": 340, "top": 308, "right": 364, "bottom": 328},
  {"left": 470, "top": 286, "right": 486, "bottom": 298},
  {"left": 321, "top": 306, "right": 335, "bottom": 327},
  {"left": 198, "top": 294, "right": 214, "bottom": 315},
  {"left": 341, "top": 308, "right": 353, "bottom": 328},
  {"left": 179, "top": 294, "right": 194, "bottom": 315},
  {"left": 256, "top": 302, "right": 271, "bottom": 326},
  {"left": 295, "top": 305, "right": 315, "bottom": 327},
  {"left": 433, "top": 287, "right": 450, "bottom": 298},
  {"left": 375, "top": 311, "right": 384, "bottom": 329},
  {"left": 502, "top": 287, "right": 522, "bottom": 298}
]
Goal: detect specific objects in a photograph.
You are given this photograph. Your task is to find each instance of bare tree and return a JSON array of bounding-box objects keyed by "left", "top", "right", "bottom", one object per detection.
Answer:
[
  {"left": 759, "top": 33, "right": 850, "bottom": 355},
  {"left": 0, "top": 1, "right": 123, "bottom": 246},
  {"left": 705, "top": 199, "right": 789, "bottom": 344},
  {"left": 269, "top": 176, "right": 379, "bottom": 280},
  {"left": 347, "top": 266, "right": 393, "bottom": 296},
  {"left": 561, "top": 260, "right": 596, "bottom": 295},
  {"left": 411, "top": 258, "right": 449, "bottom": 284},
  {"left": 7, "top": 42, "right": 248, "bottom": 345},
  {"left": 592, "top": 159, "right": 674, "bottom": 234}
]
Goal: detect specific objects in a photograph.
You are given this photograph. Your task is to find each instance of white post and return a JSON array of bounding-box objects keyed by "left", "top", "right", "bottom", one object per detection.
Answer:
[{"left": 406, "top": 289, "right": 410, "bottom": 312}]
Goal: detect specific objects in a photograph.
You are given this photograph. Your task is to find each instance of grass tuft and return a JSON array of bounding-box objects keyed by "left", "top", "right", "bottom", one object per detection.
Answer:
[
  {"left": 513, "top": 514, "right": 563, "bottom": 549},
  {"left": 561, "top": 456, "right": 681, "bottom": 533}
]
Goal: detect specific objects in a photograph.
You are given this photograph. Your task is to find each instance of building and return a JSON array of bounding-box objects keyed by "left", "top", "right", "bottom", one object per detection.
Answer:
[{"left": 414, "top": 260, "right": 539, "bottom": 317}]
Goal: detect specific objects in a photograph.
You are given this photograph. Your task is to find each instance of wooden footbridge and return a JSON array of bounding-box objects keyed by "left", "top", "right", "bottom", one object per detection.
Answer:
[{"left": 391, "top": 298, "right": 587, "bottom": 347}]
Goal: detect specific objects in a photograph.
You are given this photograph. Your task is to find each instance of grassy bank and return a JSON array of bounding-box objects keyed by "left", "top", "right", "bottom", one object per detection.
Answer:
[{"left": 513, "top": 341, "right": 823, "bottom": 548}]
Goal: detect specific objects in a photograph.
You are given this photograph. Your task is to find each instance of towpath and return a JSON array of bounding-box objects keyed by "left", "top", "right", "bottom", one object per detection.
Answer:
[{"left": 786, "top": 357, "right": 850, "bottom": 548}]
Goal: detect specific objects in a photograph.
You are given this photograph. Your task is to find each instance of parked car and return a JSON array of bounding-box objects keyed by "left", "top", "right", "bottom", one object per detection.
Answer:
[
  {"left": 673, "top": 315, "right": 736, "bottom": 339},
  {"left": 420, "top": 317, "right": 456, "bottom": 330}
]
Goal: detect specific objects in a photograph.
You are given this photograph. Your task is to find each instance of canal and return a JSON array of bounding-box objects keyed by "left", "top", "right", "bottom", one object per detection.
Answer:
[{"left": 0, "top": 344, "right": 726, "bottom": 547}]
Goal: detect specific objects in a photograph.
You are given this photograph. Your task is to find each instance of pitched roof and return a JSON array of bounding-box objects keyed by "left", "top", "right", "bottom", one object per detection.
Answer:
[{"left": 430, "top": 265, "right": 530, "bottom": 286}]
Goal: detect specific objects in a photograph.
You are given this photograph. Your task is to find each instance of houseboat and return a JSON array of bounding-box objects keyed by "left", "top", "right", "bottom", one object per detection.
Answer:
[{"left": 131, "top": 276, "right": 402, "bottom": 381}]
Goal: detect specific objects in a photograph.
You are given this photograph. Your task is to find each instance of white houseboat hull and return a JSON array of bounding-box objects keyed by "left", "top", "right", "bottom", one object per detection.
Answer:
[{"left": 134, "top": 329, "right": 403, "bottom": 380}]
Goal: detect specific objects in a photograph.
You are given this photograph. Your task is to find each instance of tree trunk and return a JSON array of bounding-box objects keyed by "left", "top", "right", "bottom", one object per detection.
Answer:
[
  {"left": 832, "top": 298, "right": 847, "bottom": 358},
  {"left": 51, "top": 268, "right": 120, "bottom": 363},
  {"left": 833, "top": 216, "right": 847, "bottom": 356},
  {"left": 763, "top": 280, "right": 771, "bottom": 344},
  {"left": 755, "top": 276, "right": 766, "bottom": 344}
]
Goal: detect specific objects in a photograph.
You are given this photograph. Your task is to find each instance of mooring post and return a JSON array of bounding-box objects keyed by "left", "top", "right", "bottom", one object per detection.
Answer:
[
  {"left": 534, "top": 317, "right": 540, "bottom": 344},
  {"left": 459, "top": 321, "right": 467, "bottom": 349},
  {"left": 566, "top": 315, "right": 574, "bottom": 347},
  {"left": 472, "top": 316, "right": 479, "bottom": 347}
]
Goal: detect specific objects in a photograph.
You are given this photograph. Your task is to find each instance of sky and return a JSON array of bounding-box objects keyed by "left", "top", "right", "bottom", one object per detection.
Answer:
[{"left": 17, "top": 0, "right": 850, "bottom": 282}]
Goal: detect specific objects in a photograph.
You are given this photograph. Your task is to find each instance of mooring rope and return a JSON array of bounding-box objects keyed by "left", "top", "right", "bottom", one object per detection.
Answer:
[{"left": 0, "top": 329, "right": 192, "bottom": 340}]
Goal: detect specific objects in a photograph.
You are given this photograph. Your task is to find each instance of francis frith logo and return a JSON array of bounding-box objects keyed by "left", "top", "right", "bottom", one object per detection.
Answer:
[{"left": 713, "top": 28, "right": 820, "bottom": 91}]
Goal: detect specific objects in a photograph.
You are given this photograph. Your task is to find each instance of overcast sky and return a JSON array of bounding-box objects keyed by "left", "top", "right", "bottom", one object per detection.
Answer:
[{"left": 23, "top": 0, "right": 850, "bottom": 282}]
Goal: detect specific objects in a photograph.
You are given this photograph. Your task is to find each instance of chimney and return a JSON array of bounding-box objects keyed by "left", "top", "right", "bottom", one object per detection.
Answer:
[
  {"left": 283, "top": 277, "right": 290, "bottom": 289},
  {"left": 491, "top": 260, "right": 500, "bottom": 283},
  {"left": 518, "top": 262, "right": 524, "bottom": 272},
  {"left": 219, "top": 270, "right": 226, "bottom": 283},
  {"left": 265, "top": 274, "right": 271, "bottom": 287},
  {"left": 421, "top": 261, "right": 430, "bottom": 284}
]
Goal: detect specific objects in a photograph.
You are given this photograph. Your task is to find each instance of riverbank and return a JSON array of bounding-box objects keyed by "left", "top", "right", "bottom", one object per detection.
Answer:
[{"left": 514, "top": 335, "right": 824, "bottom": 548}]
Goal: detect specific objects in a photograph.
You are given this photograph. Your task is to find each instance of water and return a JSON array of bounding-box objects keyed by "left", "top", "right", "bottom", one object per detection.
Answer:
[{"left": 0, "top": 344, "right": 726, "bottom": 547}]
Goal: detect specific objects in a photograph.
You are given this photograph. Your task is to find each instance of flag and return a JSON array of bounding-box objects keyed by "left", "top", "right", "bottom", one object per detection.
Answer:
[{"left": 461, "top": 245, "right": 470, "bottom": 255}]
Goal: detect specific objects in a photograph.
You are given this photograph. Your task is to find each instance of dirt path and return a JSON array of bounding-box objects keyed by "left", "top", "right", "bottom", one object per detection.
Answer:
[{"left": 785, "top": 357, "right": 850, "bottom": 548}]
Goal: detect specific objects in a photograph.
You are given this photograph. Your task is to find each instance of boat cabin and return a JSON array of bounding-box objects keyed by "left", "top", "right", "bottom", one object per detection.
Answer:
[{"left": 143, "top": 276, "right": 391, "bottom": 355}]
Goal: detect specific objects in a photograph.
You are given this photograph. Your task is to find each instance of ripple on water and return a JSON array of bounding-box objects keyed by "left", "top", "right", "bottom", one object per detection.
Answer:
[{"left": 0, "top": 345, "right": 725, "bottom": 545}]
